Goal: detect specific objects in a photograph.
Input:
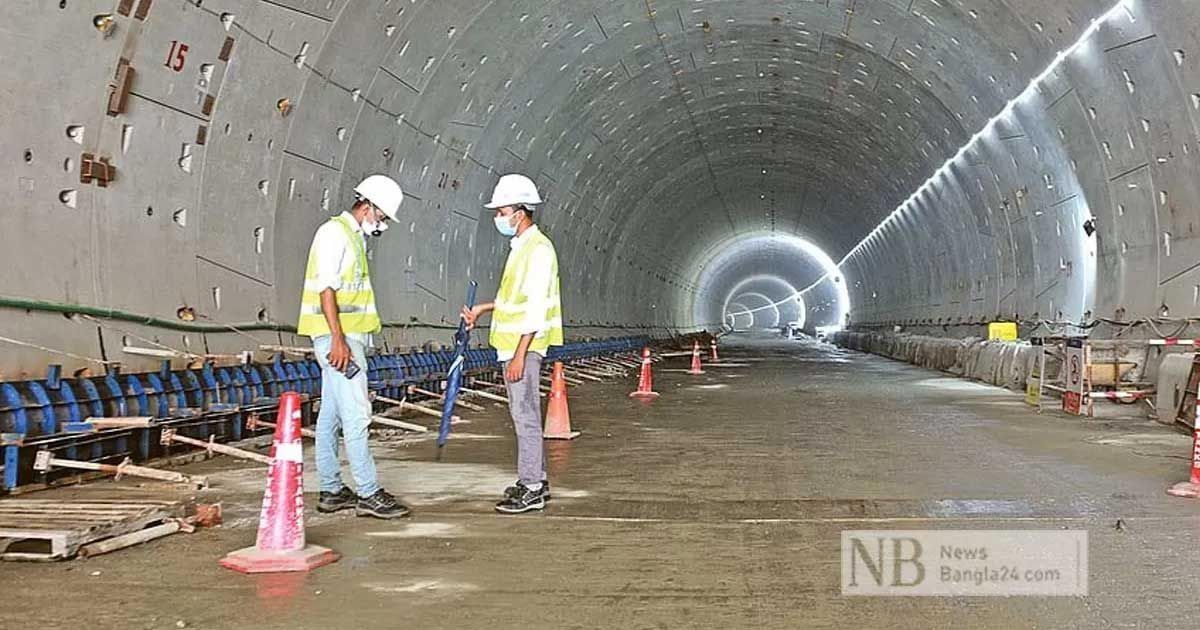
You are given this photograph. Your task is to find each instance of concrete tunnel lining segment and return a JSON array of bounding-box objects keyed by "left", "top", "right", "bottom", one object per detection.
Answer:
[{"left": 2, "top": 0, "right": 1200, "bottom": 373}]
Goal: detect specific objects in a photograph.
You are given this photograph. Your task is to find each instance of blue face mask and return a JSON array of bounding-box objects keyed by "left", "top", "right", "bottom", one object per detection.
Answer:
[{"left": 494, "top": 213, "right": 518, "bottom": 237}]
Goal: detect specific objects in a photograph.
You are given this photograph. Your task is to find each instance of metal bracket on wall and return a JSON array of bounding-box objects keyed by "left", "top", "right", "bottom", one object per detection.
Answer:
[
  {"left": 218, "top": 37, "right": 235, "bottom": 62},
  {"left": 133, "top": 0, "right": 153, "bottom": 21},
  {"left": 80, "top": 153, "right": 117, "bottom": 187},
  {"left": 107, "top": 58, "right": 134, "bottom": 116}
]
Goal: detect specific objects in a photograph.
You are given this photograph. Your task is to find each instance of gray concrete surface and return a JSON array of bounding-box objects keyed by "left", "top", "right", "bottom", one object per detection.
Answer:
[{"left": 4, "top": 335, "right": 1199, "bottom": 629}]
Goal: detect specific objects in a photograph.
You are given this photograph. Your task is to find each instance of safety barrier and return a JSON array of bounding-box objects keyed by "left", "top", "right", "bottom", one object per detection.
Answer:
[
  {"left": 830, "top": 331, "right": 1173, "bottom": 416},
  {"left": 0, "top": 335, "right": 650, "bottom": 491},
  {"left": 830, "top": 331, "right": 1044, "bottom": 392}
]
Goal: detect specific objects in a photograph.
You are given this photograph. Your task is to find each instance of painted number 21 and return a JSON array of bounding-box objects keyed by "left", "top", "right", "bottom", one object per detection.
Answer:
[{"left": 165, "top": 40, "right": 189, "bottom": 72}]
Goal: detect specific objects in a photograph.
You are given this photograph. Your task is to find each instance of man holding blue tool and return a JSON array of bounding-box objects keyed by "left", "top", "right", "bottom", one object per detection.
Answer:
[
  {"left": 462, "top": 174, "right": 564, "bottom": 514},
  {"left": 298, "top": 174, "right": 410, "bottom": 520}
]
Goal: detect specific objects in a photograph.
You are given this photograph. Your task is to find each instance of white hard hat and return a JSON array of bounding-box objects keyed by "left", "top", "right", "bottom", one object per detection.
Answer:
[
  {"left": 484, "top": 174, "right": 543, "bottom": 209},
  {"left": 353, "top": 174, "right": 404, "bottom": 221}
]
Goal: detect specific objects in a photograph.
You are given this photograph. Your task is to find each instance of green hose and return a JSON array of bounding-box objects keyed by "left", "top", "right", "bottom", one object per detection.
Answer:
[
  {"left": 0, "top": 295, "right": 466, "bottom": 333},
  {"left": 0, "top": 295, "right": 691, "bottom": 335}
]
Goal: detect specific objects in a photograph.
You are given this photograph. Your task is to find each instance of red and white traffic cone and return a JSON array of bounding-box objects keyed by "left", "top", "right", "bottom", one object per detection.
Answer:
[
  {"left": 220, "top": 392, "right": 339, "bottom": 573},
  {"left": 688, "top": 340, "right": 705, "bottom": 375},
  {"left": 629, "top": 347, "right": 660, "bottom": 399},
  {"left": 709, "top": 338, "right": 719, "bottom": 362},
  {"left": 544, "top": 362, "right": 581, "bottom": 440},
  {"left": 1167, "top": 422, "right": 1200, "bottom": 498}
]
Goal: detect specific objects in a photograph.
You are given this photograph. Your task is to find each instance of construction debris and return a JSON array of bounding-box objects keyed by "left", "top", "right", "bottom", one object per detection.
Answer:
[{"left": 0, "top": 498, "right": 195, "bottom": 561}]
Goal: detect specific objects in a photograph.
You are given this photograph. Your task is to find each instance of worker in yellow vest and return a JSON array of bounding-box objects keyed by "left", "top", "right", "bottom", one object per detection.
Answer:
[
  {"left": 297, "top": 175, "right": 410, "bottom": 520},
  {"left": 462, "top": 174, "right": 564, "bottom": 514}
]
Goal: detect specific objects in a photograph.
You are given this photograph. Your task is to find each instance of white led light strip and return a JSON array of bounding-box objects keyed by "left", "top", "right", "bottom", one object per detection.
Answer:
[{"left": 726, "top": 0, "right": 1133, "bottom": 321}]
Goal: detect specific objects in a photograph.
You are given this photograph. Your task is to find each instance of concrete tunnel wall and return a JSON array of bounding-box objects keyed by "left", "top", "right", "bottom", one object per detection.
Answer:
[
  {"left": 3, "top": 0, "right": 1200, "bottom": 378},
  {"left": 841, "top": 1, "right": 1200, "bottom": 330}
]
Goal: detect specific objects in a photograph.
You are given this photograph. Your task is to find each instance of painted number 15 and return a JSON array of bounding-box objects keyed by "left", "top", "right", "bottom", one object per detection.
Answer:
[{"left": 165, "top": 40, "right": 189, "bottom": 72}]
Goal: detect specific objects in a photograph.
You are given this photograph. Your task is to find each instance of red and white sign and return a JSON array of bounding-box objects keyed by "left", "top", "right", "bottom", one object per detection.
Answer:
[{"left": 1063, "top": 339, "right": 1086, "bottom": 416}]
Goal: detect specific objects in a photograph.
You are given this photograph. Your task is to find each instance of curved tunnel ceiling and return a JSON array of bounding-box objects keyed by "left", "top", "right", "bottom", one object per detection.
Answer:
[{"left": 3, "top": 0, "right": 1200, "bottom": 373}]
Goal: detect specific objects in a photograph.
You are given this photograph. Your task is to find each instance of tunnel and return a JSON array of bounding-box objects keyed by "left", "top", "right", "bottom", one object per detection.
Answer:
[
  {"left": 7, "top": 0, "right": 1197, "bottom": 374},
  {"left": 5, "top": 0, "right": 1200, "bottom": 626}
]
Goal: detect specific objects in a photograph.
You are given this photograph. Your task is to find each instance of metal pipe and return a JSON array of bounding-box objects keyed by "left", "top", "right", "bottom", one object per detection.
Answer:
[
  {"left": 460, "top": 387, "right": 509, "bottom": 403},
  {"left": 408, "top": 386, "right": 485, "bottom": 412},
  {"left": 0, "top": 295, "right": 460, "bottom": 334},
  {"left": 0, "top": 295, "right": 673, "bottom": 335},
  {"left": 375, "top": 395, "right": 456, "bottom": 420},
  {"left": 160, "top": 429, "right": 273, "bottom": 465},
  {"left": 371, "top": 415, "right": 429, "bottom": 432},
  {"left": 34, "top": 451, "right": 205, "bottom": 486},
  {"left": 246, "top": 415, "right": 316, "bottom": 439}
]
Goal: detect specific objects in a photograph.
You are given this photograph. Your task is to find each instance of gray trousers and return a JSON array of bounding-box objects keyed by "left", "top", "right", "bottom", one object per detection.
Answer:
[{"left": 504, "top": 352, "right": 546, "bottom": 484}]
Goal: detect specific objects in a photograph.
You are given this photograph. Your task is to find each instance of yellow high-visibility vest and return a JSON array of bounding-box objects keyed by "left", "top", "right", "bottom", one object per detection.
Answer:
[
  {"left": 489, "top": 227, "right": 564, "bottom": 355},
  {"left": 296, "top": 215, "right": 382, "bottom": 337}
]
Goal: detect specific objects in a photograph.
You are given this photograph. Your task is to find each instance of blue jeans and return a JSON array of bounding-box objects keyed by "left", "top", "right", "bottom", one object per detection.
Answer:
[{"left": 312, "top": 334, "right": 380, "bottom": 497}]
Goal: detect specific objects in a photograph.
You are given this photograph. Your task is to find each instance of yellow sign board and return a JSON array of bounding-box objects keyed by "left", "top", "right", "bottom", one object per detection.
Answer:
[
  {"left": 988, "top": 322, "right": 1018, "bottom": 341},
  {"left": 1025, "top": 377, "right": 1041, "bottom": 406}
]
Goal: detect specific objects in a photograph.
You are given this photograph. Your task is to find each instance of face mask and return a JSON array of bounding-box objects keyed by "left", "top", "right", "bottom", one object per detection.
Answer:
[
  {"left": 362, "top": 209, "right": 388, "bottom": 237},
  {"left": 367, "top": 221, "right": 388, "bottom": 237},
  {"left": 494, "top": 213, "right": 518, "bottom": 237}
]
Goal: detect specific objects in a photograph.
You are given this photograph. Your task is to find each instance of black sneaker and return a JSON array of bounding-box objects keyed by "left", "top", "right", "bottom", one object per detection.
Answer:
[
  {"left": 317, "top": 487, "right": 357, "bottom": 513},
  {"left": 504, "top": 479, "right": 551, "bottom": 502},
  {"left": 356, "top": 489, "right": 412, "bottom": 519},
  {"left": 495, "top": 482, "right": 547, "bottom": 514}
]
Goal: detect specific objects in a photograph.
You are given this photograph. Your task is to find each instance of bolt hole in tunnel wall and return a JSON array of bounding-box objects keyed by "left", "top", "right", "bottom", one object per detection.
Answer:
[{"left": 3, "top": 0, "right": 1200, "bottom": 378}]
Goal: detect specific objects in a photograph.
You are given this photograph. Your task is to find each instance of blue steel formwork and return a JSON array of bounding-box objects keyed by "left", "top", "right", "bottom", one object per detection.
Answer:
[{"left": 0, "top": 336, "right": 650, "bottom": 492}]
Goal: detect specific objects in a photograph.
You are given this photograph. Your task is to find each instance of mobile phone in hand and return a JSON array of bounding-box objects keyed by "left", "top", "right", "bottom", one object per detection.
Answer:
[{"left": 326, "top": 353, "right": 361, "bottom": 379}]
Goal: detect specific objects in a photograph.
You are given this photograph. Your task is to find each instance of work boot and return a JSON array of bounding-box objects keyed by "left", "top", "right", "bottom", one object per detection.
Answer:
[
  {"left": 495, "top": 481, "right": 547, "bottom": 514},
  {"left": 317, "top": 487, "right": 357, "bottom": 513},
  {"left": 356, "top": 489, "right": 412, "bottom": 519},
  {"left": 504, "top": 479, "right": 551, "bottom": 502}
]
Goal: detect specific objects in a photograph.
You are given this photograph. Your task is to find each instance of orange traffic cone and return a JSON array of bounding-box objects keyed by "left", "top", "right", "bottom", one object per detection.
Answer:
[
  {"left": 544, "top": 362, "right": 581, "bottom": 440},
  {"left": 220, "top": 392, "right": 339, "bottom": 573},
  {"left": 1168, "top": 414, "right": 1200, "bottom": 497},
  {"left": 629, "top": 347, "right": 660, "bottom": 399},
  {"left": 709, "top": 338, "right": 719, "bottom": 362},
  {"left": 688, "top": 340, "right": 705, "bottom": 375}
]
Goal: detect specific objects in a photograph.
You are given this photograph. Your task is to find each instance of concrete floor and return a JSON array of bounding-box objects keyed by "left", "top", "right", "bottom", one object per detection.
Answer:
[{"left": 5, "top": 334, "right": 1200, "bottom": 629}]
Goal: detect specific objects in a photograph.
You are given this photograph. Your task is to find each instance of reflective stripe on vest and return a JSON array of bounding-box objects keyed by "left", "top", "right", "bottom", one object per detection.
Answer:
[
  {"left": 296, "top": 215, "right": 382, "bottom": 337},
  {"left": 489, "top": 228, "right": 564, "bottom": 355}
]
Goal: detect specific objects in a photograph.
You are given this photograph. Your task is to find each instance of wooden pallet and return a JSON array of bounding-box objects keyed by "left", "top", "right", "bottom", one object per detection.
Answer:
[{"left": 0, "top": 499, "right": 189, "bottom": 561}]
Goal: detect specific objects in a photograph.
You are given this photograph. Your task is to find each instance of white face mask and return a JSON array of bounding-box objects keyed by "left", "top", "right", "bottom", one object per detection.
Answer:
[
  {"left": 366, "top": 220, "right": 388, "bottom": 237},
  {"left": 362, "top": 208, "right": 388, "bottom": 237},
  {"left": 494, "top": 213, "right": 518, "bottom": 237}
]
